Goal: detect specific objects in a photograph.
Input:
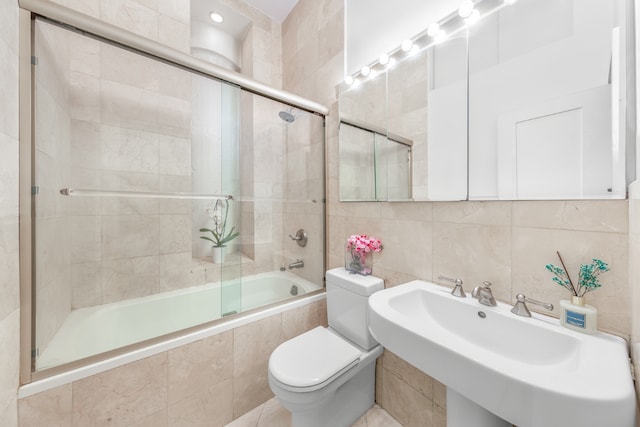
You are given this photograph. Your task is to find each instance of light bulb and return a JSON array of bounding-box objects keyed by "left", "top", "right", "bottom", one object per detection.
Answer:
[
  {"left": 409, "top": 44, "right": 419, "bottom": 56},
  {"left": 434, "top": 30, "right": 448, "bottom": 43},
  {"left": 209, "top": 12, "right": 224, "bottom": 23},
  {"left": 352, "top": 78, "right": 361, "bottom": 88},
  {"left": 401, "top": 39, "right": 413, "bottom": 52},
  {"left": 427, "top": 23, "right": 441, "bottom": 38},
  {"left": 345, "top": 75, "right": 354, "bottom": 85},
  {"left": 361, "top": 65, "right": 371, "bottom": 76},
  {"left": 458, "top": 0, "right": 475, "bottom": 18},
  {"left": 465, "top": 9, "right": 480, "bottom": 25},
  {"left": 379, "top": 53, "right": 390, "bottom": 65},
  {"left": 387, "top": 57, "right": 396, "bottom": 68}
]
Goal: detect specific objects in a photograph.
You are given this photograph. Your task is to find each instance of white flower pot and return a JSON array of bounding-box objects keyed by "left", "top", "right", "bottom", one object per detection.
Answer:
[{"left": 212, "top": 246, "right": 225, "bottom": 264}]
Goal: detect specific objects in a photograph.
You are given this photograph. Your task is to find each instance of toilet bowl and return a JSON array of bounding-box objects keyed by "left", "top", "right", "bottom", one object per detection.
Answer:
[{"left": 268, "top": 268, "right": 384, "bottom": 427}]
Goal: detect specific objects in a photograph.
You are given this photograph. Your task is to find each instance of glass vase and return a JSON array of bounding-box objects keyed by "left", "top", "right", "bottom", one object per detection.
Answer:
[{"left": 345, "top": 248, "right": 373, "bottom": 275}]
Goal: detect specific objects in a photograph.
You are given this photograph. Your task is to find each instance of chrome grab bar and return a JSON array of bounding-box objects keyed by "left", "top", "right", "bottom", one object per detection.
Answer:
[{"left": 59, "top": 188, "right": 233, "bottom": 200}]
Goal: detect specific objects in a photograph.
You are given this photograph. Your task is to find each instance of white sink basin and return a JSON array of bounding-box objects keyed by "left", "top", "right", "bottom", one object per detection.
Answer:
[{"left": 368, "top": 280, "right": 636, "bottom": 427}]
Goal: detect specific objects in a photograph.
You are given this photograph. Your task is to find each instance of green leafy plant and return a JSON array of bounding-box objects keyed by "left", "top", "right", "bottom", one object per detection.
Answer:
[
  {"left": 545, "top": 251, "right": 609, "bottom": 297},
  {"left": 200, "top": 199, "right": 239, "bottom": 248}
]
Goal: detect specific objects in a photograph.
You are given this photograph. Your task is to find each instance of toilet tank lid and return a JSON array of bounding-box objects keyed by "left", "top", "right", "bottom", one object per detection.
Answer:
[{"left": 326, "top": 268, "right": 384, "bottom": 296}]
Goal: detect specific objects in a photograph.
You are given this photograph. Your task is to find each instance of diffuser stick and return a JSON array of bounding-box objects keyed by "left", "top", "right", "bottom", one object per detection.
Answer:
[{"left": 556, "top": 251, "right": 578, "bottom": 296}]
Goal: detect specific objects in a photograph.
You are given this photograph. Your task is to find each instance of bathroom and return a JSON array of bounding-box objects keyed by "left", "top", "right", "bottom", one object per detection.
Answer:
[{"left": 0, "top": 0, "right": 638, "bottom": 426}]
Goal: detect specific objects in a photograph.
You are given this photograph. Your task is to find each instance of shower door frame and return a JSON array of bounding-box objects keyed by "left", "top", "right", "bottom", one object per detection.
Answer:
[{"left": 18, "top": 0, "right": 328, "bottom": 386}]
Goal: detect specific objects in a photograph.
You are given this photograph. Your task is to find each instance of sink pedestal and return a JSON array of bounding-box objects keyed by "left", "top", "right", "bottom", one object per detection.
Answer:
[{"left": 447, "top": 388, "right": 511, "bottom": 427}]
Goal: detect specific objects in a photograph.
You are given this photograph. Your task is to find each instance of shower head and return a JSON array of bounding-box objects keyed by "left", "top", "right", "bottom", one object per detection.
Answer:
[{"left": 279, "top": 110, "right": 295, "bottom": 123}]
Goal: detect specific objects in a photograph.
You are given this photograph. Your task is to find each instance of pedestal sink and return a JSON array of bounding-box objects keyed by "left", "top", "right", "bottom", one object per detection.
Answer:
[{"left": 367, "top": 280, "right": 636, "bottom": 427}]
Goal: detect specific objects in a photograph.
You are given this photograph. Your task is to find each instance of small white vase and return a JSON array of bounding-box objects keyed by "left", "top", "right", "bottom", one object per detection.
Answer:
[{"left": 212, "top": 246, "right": 225, "bottom": 264}]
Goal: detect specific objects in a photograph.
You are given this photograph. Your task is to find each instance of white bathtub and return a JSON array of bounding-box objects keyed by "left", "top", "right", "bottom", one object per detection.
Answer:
[{"left": 36, "top": 270, "right": 322, "bottom": 370}]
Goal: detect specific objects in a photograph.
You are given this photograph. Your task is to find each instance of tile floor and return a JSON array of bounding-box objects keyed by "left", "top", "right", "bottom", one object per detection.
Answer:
[{"left": 225, "top": 397, "right": 402, "bottom": 427}]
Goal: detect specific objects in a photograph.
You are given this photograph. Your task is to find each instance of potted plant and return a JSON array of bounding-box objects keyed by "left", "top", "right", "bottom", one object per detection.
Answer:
[{"left": 200, "top": 199, "right": 239, "bottom": 263}]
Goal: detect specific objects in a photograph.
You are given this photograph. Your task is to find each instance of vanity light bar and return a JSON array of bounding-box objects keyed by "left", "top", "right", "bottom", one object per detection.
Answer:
[
  {"left": 344, "top": 0, "right": 513, "bottom": 87},
  {"left": 59, "top": 188, "right": 233, "bottom": 200}
]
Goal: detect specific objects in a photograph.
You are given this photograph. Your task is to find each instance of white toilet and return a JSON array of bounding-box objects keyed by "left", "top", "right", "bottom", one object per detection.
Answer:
[{"left": 268, "top": 267, "right": 384, "bottom": 427}]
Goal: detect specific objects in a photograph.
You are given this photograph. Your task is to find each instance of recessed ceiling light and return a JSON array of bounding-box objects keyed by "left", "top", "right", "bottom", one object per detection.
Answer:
[{"left": 210, "top": 12, "right": 224, "bottom": 23}]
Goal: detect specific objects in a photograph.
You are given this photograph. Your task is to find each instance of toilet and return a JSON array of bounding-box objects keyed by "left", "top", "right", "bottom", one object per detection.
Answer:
[{"left": 268, "top": 267, "right": 384, "bottom": 427}]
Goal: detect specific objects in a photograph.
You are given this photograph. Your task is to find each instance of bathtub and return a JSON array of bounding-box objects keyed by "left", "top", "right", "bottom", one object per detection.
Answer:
[{"left": 36, "top": 270, "right": 322, "bottom": 371}]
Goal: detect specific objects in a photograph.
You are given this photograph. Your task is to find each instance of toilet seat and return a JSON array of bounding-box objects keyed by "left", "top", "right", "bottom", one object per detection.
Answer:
[{"left": 269, "top": 326, "right": 362, "bottom": 392}]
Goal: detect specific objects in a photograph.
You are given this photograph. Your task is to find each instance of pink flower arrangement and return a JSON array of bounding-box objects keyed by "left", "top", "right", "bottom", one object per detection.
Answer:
[
  {"left": 346, "top": 235, "right": 383, "bottom": 254},
  {"left": 346, "top": 235, "right": 383, "bottom": 275}
]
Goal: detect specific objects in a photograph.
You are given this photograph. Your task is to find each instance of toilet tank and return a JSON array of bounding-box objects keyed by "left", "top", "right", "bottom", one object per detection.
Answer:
[{"left": 326, "top": 268, "right": 384, "bottom": 351}]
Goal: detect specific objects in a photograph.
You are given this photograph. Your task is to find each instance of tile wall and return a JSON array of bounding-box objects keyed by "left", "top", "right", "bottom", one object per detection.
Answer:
[
  {"left": 282, "top": 0, "right": 636, "bottom": 425},
  {"left": 0, "top": 0, "right": 20, "bottom": 425}
]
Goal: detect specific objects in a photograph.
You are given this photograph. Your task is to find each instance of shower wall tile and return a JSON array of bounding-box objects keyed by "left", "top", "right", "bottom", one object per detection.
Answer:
[
  {"left": 158, "top": 253, "right": 193, "bottom": 292},
  {"left": 69, "top": 71, "right": 100, "bottom": 123},
  {"left": 71, "top": 215, "right": 101, "bottom": 262},
  {"left": 0, "top": 39, "right": 19, "bottom": 140},
  {"left": 71, "top": 261, "right": 102, "bottom": 309},
  {"left": 98, "top": 0, "right": 158, "bottom": 41},
  {"left": 18, "top": 384, "right": 72, "bottom": 427},
  {"left": 72, "top": 353, "right": 168, "bottom": 426},
  {"left": 101, "top": 128, "right": 159, "bottom": 174},
  {"left": 0, "top": 310, "right": 19, "bottom": 427},
  {"left": 68, "top": 33, "right": 100, "bottom": 77},
  {"left": 159, "top": 215, "right": 191, "bottom": 254},
  {"left": 53, "top": 0, "right": 99, "bottom": 18},
  {"left": 158, "top": 135, "right": 191, "bottom": 176},
  {"left": 101, "top": 215, "right": 160, "bottom": 259},
  {"left": 101, "top": 255, "right": 159, "bottom": 303},
  {"left": 70, "top": 120, "right": 101, "bottom": 169}
]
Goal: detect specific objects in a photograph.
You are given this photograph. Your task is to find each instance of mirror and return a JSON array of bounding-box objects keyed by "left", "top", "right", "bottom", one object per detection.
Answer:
[
  {"left": 339, "top": 0, "right": 634, "bottom": 201},
  {"left": 339, "top": 22, "right": 468, "bottom": 201}
]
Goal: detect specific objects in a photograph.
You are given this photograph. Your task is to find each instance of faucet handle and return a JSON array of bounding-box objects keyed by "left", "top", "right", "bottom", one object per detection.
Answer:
[
  {"left": 511, "top": 294, "right": 554, "bottom": 317},
  {"left": 437, "top": 275, "right": 466, "bottom": 298}
]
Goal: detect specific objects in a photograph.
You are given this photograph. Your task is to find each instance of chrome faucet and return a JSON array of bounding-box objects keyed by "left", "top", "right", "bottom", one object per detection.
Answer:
[
  {"left": 511, "top": 294, "right": 554, "bottom": 317},
  {"left": 437, "top": 275, "right": 466, "bottom": 297},
  {"left": 288, "top": 259, "right": 304, "bottom": 269},
  {"left": 472, "top": 281, "right": 497, "bottom": 307}
]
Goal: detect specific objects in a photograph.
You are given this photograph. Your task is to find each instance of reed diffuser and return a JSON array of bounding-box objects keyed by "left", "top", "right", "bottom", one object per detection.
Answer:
[{"left": 545, "top": 251, "right": 609, "bottom": 334}]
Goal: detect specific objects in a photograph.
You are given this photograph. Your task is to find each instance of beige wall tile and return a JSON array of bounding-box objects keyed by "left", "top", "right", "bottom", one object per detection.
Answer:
[
  {"left": 168, "top": 330, "right": 233, "bottom": 404},
  {"left": 432, "top": 201, "right": 511, "bottom": 225},
  {"left": 379, "top": 368, "right": 434, "bottom": 427},
  {"left": 432, "top": 222, "right": 512, "bottom": 303},
  {"left": 19, "top": 384, "right": 72, "bottom": 427},
  {"left": 381, "top": 351, "right": 433, "bottom": 399},
  {"left": 101, "top": 256, "right": 159, "bottom": 303},
  {"left": 0, "top": 310, "right": 19, "bottom": 427},
  {"left": 168, "top": 378, "right": 233, "bottom": 427},
  {"left": 72, "top": 354, "right": 168, "bottom": 426},
  {"left": 101, "top": 215, "right": 160, "bottom": 259},
  {"left": 233, "top": 314, "right": 282, "bottom": 417},
  {"left": 512, "top": 200, "right": 628, "bottom": 233}
]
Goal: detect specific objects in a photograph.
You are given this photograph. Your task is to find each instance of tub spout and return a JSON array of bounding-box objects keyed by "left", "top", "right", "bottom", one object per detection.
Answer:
[{"left": 288, "top": 259, "right": 304, "bottom": 269}]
